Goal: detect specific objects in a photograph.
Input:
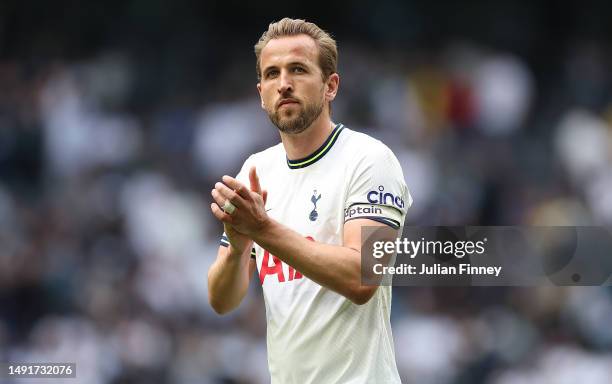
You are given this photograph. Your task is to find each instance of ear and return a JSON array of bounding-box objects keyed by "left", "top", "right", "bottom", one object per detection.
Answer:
[
  {"left": 325, "top": 73, "right": 339, "bottom": 102},
  {"left": 257, "top": 83, "right": 265, "bottom": 109}
]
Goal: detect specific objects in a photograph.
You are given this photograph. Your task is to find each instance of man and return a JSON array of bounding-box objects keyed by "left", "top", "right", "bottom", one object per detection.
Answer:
[{"left": 208, "top": 18, "right": 411, "bottom": 383}]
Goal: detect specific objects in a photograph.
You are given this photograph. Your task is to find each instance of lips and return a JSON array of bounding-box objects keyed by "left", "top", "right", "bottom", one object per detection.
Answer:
[{"left": 277, "top": 99, "right": 299, "bottom": 108}]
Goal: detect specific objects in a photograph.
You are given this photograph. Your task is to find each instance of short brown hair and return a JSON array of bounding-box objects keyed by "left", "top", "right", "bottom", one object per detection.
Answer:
[{"left": 254, "top": 18, "right": 338, "bottom": 81}]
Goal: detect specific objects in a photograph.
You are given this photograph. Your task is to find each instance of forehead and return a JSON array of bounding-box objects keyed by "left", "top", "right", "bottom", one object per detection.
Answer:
[{"left": 260, "top": 34, "right": 319, "bottom": 69}]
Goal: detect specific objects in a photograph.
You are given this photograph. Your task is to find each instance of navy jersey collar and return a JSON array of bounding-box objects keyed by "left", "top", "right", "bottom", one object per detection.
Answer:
[{"left": 286, "top": 123, "right": 344, "bottom": 169}]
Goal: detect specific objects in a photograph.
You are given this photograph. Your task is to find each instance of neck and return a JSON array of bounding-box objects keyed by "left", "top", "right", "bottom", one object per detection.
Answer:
[{"left": 280, "top": 113, "right": 334, "bottom": 160}]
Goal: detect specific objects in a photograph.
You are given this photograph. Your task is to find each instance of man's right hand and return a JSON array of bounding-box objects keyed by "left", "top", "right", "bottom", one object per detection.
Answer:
[
  {"left": 224, "top": 222, "right": 253, "bottom": 257},
  {"left": 215, "top": 166, "right": 267, "bottom": 257}
]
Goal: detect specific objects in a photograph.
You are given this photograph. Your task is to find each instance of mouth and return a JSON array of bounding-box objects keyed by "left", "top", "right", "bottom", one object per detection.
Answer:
[{"left": 277, "top": 99, "right": 299, "bottom": 109}]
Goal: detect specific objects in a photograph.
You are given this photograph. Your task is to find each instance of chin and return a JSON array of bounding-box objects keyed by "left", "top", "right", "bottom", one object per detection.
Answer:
[{"left": 277, "top": 119, "right": 309, "bottom": 134}]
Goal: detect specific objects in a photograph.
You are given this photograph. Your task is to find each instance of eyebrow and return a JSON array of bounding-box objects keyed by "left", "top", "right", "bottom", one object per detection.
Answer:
[
  {"left": 287, "top": 61, "right": 309, "bottom": 67},
  {"left": 262, "top": 61, "right": 311, "bottom": 74}
]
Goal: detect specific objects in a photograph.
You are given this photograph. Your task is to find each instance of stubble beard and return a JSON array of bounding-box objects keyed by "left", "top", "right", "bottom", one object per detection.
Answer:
[{"left": 268, "top": 97, "right": 324, "bottom": 135}]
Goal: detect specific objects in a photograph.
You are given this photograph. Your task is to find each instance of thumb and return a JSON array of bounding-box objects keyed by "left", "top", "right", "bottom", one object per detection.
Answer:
[{"left": 249, "top": 166, "right": 262, "bottom": 194}]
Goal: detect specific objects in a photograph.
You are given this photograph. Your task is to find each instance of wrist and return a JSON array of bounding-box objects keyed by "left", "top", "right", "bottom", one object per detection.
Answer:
[
  {"left": 225, "top": 244, "right": 251, "bottom": 262},
  {"left": 251, "top": 216, "right": 275, "bottom": 243}
]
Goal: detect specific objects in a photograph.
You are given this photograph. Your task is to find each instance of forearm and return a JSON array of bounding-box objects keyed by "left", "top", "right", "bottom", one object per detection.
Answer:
[
  {"left": 210, "top": 173, "right": 384, "bottom": 304},
  {"left": 207, "top": 246, "right": 252, "bottom": 314},
  {"left": 252, "top": 219, "right": 369, "bottom": 303}
]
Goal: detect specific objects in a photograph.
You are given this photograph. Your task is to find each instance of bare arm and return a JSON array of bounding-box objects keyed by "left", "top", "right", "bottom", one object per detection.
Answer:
[
  {"left": 253, "top": 217, "right": 394, "bottom": 304},
  {"left": 208, "top": 167, "right": 267, "bottom": 314},
  {"left": 208, "top": 244, "right": 256, "bottom": 314},
  {"left": 211, "top": 170, "right": 397, "bottom": 305}
]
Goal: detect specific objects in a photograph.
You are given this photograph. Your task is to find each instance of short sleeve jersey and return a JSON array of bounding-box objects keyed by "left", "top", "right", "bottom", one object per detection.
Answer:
[{"left": 220, "top": 124, "right": 411, "bottom": 384}]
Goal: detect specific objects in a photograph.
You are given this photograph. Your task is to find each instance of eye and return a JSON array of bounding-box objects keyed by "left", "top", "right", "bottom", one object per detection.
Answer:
[
  {"left": 265, "top": 69, "right": 279, "bottom": 79},
  {"left": 292, "top": 67, "right": 306, "bottom": 73}
]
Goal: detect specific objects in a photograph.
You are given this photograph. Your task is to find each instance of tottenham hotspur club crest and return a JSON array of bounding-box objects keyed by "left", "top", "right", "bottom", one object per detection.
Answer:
[{"left": 309, "top": 190, "right": 321, "bottom": 221}]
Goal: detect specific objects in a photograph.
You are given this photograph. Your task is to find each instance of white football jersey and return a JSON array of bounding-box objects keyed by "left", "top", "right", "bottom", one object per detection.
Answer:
[{"left": 220, "top": 124, "right": 411, "bottom": 383}]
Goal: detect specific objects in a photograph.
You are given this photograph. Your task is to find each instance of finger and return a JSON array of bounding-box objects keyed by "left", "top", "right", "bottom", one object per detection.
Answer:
[
  {"left": 211, "top": 189, "right": 227, "bottom": 208},
  {"left": 221, "top": 176, "right": 251, "bottom": 200},
  {"left": 249, "top": 166, "right": 262, "bottom": 194},
  {"left": 215, "top": 182, "right": 247, "bottom": 207},
  {"left": 210, "top": 203, "right": 233, "bottom": 224},
  {"left": 262, "top": 189, "right": 268, "bottom": 205},
  {"left": 234, "top": 183, "right": 251, "bottom": 200}
]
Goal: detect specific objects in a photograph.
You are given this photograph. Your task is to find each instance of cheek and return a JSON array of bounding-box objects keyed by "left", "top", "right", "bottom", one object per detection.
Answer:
[
  {"left": 261, "top": 87, "right": 275, "bottom": 105},
  {"left": 303, "top": 81, "right": 324, "bottom": 97},
  {"left": 315, "top": 83, "right": 327, "bottom": 102}
]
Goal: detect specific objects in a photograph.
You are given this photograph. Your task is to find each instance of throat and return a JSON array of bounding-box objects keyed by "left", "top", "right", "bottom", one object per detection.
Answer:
[{"left": 283, "top": 121, "right": 335, "bottom": 160}]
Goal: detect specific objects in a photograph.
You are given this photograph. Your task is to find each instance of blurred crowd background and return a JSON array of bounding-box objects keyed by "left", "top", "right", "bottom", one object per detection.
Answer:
[{"left": 1, "top": 0, "right": 612, "bottom": 383}]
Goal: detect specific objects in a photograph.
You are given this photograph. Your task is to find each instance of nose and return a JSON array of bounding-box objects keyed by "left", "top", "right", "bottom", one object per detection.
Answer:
[{"left": 278, "top": 70, "right": 293, "bottom": 94}]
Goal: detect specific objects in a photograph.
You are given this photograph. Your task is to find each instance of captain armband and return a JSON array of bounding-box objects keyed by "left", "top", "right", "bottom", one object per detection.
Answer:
[{"left": 344, "top": 203, "right": 402, "bottom": 230}]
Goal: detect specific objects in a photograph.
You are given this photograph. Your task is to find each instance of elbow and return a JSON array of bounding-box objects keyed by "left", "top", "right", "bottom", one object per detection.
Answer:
[
  {"left": 208, "top": 294, "right": 225, "bottom": 314},
  {"left": 348, "top": 286, "right": 378, "bottom": 305},
  {"left": 212, "top": 306, "right": 231, "bottom": 315},
  {"left": 207, "top": 268, "right": 238, "bottom": 315},
  {"left": 208, "top": 286, "right": 238, "bottom": 315},
  {"left": 209, "top": 302, "right": 227, "bottom": 315},
  {"left": 208, "top": 295, "right": 233, "bottom": 315}
]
